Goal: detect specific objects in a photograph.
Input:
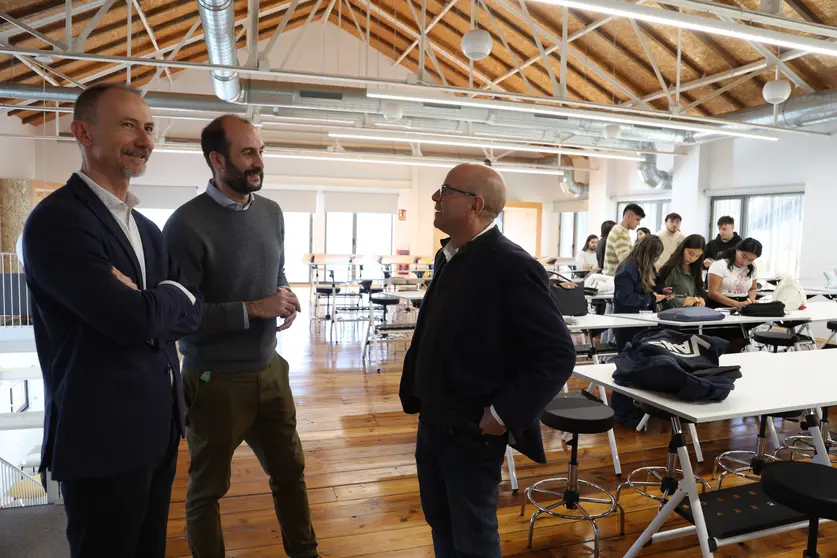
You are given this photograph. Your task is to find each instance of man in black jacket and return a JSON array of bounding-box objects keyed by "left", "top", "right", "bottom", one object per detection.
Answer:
[
  {"left": 22, "top": 83, "right": 202, "bottom": 557},
  {"left": 399, "top": 163, "right": 576, "bottom": 558},
  {"left": 704, "top": 215, "right": 742, "bottom": 268}
]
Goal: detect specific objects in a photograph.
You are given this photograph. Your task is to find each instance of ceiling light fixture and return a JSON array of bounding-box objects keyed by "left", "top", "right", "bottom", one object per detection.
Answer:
[
  {"left": 530, "top": 0, "right": 837, "bottom": 58},
  {"left": 366, "top": 91, "right": 780, "bottom": 142},
  {"left": 327, "top": 131, "right": 644, "bottom": 161},
  {"left": 267, "top": 115, "right": 357, "bottom": 125},
  {"left": 152, "top": 146, "right": 566, "bottom": 176}
]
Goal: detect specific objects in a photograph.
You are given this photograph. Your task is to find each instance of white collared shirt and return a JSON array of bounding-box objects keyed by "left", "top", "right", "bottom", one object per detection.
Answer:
[
  {"left": 442, "top": 221, "right": 496, "bottom": 262},
  {"left": 77, "top": 171, "right": 147, "bottom": 288}
]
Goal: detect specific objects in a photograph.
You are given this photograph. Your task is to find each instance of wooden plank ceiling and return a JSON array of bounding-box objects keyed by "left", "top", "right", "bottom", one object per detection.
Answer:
[{"left": 1, "top": 0, "right": 835, "bottom": 127}]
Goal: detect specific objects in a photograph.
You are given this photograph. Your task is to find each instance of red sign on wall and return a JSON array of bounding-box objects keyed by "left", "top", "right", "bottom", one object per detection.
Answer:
[{"left": 398, "top": 209, "right": 407, "bottom": 221}]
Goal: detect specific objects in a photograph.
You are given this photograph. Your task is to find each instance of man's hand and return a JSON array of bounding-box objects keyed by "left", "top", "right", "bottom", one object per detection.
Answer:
[
  {"left": 479, "top": 407, "right": 507, "bottom": 436},
  {"left": 277, "top": 310, "right": 298, "bottom": 332},
  {"left": 111, "top": 267, "right": 139, "bottom": 291},
  {"left": 246, "top": 288, "right": 301, "bottom": 319}
]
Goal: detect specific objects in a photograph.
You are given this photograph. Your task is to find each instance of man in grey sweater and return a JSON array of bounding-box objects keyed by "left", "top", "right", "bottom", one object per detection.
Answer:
[{"left": 163, "top": 115, "right": 318, "bottom": 558}]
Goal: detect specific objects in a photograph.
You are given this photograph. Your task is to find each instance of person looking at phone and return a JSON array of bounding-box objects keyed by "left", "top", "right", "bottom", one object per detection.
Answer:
[
  {"left": 613, "top": 235, "right": 671, "bottom": 351},
  {"left": 706, "top": 238, "right": 761, "bottom": 309},
  {"left": 657, "top": 234, "right": 707, "bottom": 309}
]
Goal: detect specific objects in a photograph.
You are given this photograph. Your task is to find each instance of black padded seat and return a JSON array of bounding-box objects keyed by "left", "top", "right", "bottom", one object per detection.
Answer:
[
  {"left": 541, "top": 393, "right": 615, "bottom": 434},
  {"left": 574, "top": 343, "right": 617, "bottom": 355},
  {"left": 370, "top": 295, "right": 399, "bottom": 306},
  {"left": 360, "top": 280, "right": 383, "bottom": 295},
  {"left": 316, "top": 286, "right": 341, "bottom": 294},
  {"left": 828, "top": 321, "right": 837, "bottom": 331},
  {"left": 762, "top": 462, "right": 837, "bottom": 521},
  {"left": 753, "top": 330, "right": 810, "bottom": 348}
]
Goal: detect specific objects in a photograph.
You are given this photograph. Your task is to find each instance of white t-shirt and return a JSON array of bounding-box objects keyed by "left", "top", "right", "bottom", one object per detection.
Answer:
[
  {"left": 708, "top": 259, "right": 756, "bottom": 298},
  {"left": 576, "top": 250, "right": 598, "bottom": 269}
]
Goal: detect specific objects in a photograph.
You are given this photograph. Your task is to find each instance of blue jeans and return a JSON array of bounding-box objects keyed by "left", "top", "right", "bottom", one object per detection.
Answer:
[{"left": 415, "top": 420, "right": 508, "bottom": 558}]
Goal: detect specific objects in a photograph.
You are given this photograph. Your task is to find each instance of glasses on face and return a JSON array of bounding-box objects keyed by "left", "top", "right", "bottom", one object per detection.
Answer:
[{"left": 439, "top": 183, "right": 477, "bottom": 197}]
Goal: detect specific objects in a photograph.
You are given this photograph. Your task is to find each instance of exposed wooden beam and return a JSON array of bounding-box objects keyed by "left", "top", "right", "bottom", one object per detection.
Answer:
[
  {"left": 634, "top": 21, "right": 745, "bottom": 110},
  {"left": 784, "top": 0, "right": 824, "bottom": 24}
]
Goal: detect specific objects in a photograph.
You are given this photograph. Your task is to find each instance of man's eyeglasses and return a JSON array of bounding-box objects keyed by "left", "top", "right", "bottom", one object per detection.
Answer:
[{"left": 439, "top": 184, "right": 477, "bottom": 197}]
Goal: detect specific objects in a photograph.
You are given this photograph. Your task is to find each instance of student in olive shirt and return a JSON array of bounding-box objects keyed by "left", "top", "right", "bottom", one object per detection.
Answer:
[{"left": 657, "top": 234, "right": 707, "bottom": 309}]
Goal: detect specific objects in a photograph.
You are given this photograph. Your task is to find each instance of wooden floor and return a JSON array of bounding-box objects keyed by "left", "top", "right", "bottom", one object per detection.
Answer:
[{"left": 165, "top": 292, "right": 837, "bottom": 557}]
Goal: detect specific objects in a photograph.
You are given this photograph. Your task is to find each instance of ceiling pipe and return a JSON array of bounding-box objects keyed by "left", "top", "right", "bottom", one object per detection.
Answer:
[
  {"left": 722, "top": 88, "right": 837, "bottom": 128},
  {"left": 636, "top": 143, "right": 673, "bottom": 189},
  {"left": 197, "top": 0, "right": 242, "bottom": 102},
  {"left": 558, "top": 156, "right": 589, "bottom": 198}
]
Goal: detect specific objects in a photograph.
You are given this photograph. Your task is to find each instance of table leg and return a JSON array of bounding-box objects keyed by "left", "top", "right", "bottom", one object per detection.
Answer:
[
  {"left": 625, "top": 416, "right": 714, "bottom": 558},
  {"left": 505, "top": 445, "right": 518, "bottom": 493},
  {"left": 806, "top": 408, "right": 831, "bottom": 467},
  {"left": 596, "top": 384, "right": 622, "bottom": 476}
]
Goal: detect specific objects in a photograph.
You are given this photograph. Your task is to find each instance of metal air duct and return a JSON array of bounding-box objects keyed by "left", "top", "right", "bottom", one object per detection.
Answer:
[
  {"left": 637, "top": 143, "right": 672, "bottom": 189},
  {"left": 197, "top": 0, "right": 241, "bottom": 102},
  {"left": 559, "top": 156, "right": 589, "bottom": 198},
  {"left": 723, "top": 89, "right": 837, "bottom": 128}
]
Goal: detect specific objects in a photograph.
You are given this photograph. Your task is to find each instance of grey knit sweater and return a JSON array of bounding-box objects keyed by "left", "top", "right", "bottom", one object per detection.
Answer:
[{"left": 163, "top": 193, "right": 289, "bottom": 373}]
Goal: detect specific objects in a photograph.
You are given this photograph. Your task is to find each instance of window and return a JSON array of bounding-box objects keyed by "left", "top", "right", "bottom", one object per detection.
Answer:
[
  {"left": 710, "top": 193, "right": 804, "bottom": 277},
  {"left": 282, "top": 212, "right": 313, "bottom": 284},
  {"left": 325, "top": 212, "right": 395, "bottom": 281},
  {"left": 617, "top": 200, "right": 671, "bottom": 239},
  {"left": 135, "top": 208, "right": 174, "bottom": 231},
  {"left": 557, "top": 211, "right": 589, "bottom": 258}
]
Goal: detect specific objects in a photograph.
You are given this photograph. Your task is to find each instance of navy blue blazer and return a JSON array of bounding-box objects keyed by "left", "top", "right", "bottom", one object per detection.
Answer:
[
  {"left": 400, "top": 227, "right": 576, "bottom": 464},
  {"left": 22, "top": 174, "right": 202, "bottom": 481}
]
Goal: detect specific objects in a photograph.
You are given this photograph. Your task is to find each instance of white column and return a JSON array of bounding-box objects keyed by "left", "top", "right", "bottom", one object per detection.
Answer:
[
  {"left": 670, "top": 145, "right": 710, "bottom": 238},
  {"left": 587, "top": 159, "right": 618, "bottom": 235}
]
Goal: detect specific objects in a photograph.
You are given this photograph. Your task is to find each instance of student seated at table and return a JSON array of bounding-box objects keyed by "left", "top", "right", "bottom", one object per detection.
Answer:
[
  {"left": 706, "top": 237, "right": 762, "bottom": 309},
  {"left": 657, "top": 234, "right": 707, "bottom": 309},
  {"left": 611, "top": 235, "right": 671, "bottom": 426},
  {"left": 576, "top": 234, "right": 600, "bottom": 270},
  {"left": 613, "top": 235, "right": 671, "bottom": 352}
]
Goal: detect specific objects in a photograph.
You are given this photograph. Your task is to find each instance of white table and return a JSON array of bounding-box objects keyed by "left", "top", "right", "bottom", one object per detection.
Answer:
[
  {"left": 564, "top": 314, "right": 649, "bottom": 332},
  {"left": 375, "top": 290, "right": 426, "bottom": 302},
  {"left": 573, "top": 350, "right": 837, "bottom": 557},
  {"left": 785, "top": 300, "right": 837, "bottom": 323}
]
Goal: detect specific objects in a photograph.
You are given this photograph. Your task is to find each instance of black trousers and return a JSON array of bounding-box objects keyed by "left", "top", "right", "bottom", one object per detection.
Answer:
[
  {"left": 415, "top": 420, "right": 508, "bottom": 558},
  {"left": 61, "top": 418, "right": 180, "bottom": 558}
]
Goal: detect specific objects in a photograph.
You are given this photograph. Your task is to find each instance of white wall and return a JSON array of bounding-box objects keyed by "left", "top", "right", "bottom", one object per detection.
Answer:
[{"left": 0, "top": 114, "right": 37, "bottom": 180}]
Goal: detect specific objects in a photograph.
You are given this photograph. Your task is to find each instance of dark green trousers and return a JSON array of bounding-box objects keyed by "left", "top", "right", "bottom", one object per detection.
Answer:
[{"left": 182, "top": 356, "right": 318, "bottom": 558}]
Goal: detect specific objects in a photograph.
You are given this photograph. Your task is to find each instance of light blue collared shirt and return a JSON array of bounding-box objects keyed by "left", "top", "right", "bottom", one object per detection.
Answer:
[{"left": 205, "top": 180, "right": 254, "bottom": 211}]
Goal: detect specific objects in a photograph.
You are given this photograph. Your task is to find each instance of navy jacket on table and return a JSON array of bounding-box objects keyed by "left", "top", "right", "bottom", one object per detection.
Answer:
[
  {"left": 22, "top": 174, "right": 202, "bottom": 481},
  {"left": 399, "top": 226, "right": 576, "bottom": 464}
]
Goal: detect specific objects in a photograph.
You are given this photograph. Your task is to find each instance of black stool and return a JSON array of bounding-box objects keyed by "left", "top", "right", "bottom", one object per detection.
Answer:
[
  {"left": 521, "top": 392, "right": 624, "bottom": 556},
  {"left": 617, "top": 404, "right": 711, "bottom": 508},
  {"left": 762, "top": 461, "right": 837, "bottom": 558},
  {"left": 370, "top": 294, "right": 400, "bottom": 324},
  {"left": 713, "top": 411, "right": 802, "bottom": 489},
  {"left": 753, "top": 330, "right": 814, "bottom": 352}
]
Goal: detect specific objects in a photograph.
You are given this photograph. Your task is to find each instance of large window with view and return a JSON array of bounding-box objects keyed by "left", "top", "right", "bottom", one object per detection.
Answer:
[
  {"left": 557, "top": 211, "right": 590, "bottom": 259},
  {"left": 710, "top": 193, "right": 804, "bottom": 278},
  {"left": 325, "top": 212, "right": 394, "bottom": 281}
]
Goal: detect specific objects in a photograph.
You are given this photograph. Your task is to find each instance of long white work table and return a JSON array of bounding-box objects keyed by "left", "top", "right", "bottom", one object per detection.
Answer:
[{"left": 573, "top": 350, "right": 837, "bottom": 557}]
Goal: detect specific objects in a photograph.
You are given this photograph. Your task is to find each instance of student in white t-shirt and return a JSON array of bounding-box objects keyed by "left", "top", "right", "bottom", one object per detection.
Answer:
[
  {"left": 706, "top": 237, "right": 762, "bottom": 309},
  {"left": 576, "top": 234, "right": 600, "bottom": 270}
]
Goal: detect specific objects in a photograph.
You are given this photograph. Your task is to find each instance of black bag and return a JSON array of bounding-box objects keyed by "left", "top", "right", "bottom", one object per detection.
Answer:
[
  {"left": 739, "top": 301, "right": 785, "bottom": 317},
  {"left": 549, "top": 276, "right": 588, "bottom": 316}
]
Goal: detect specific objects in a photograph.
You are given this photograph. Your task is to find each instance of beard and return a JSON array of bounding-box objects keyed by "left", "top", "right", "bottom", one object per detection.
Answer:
[
  {"left": 121, "top": 148, "right": 151, "bottom": 178},
  {"left": 223, "top": 161, "right": 264, "bottom": 194}
]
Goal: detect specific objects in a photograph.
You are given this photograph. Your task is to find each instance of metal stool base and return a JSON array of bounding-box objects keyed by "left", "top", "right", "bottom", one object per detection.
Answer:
[
  {"left": 616, "top": 466, "right": 711, "bottom": 506},
  {"left": 521, "top": 477, "right": 624, "bottom": 556},
  {"left": 713, "top": 450, "right": 780, "bottom": 489}
]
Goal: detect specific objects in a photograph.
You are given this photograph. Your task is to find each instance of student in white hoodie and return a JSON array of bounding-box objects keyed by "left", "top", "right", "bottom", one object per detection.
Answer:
[{"left": 656, "top": 212, "right": 686, "bottom": 267}]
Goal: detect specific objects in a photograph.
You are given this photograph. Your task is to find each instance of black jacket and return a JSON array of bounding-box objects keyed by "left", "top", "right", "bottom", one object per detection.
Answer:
[
  {"left": 613, "top": 260, "right": 657, "bottom": 314},
  {"left": 399, "top": 227, "right": 576, "bottom": 464},
  {"left": 22, "top": 174, "right": 202, "bottom": 480},
  {"left": 613, "top": 329, "right": 742, "bottom": 402},
  {"left": 705, "top": 233, "right": 742, "bottom": 262}
]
